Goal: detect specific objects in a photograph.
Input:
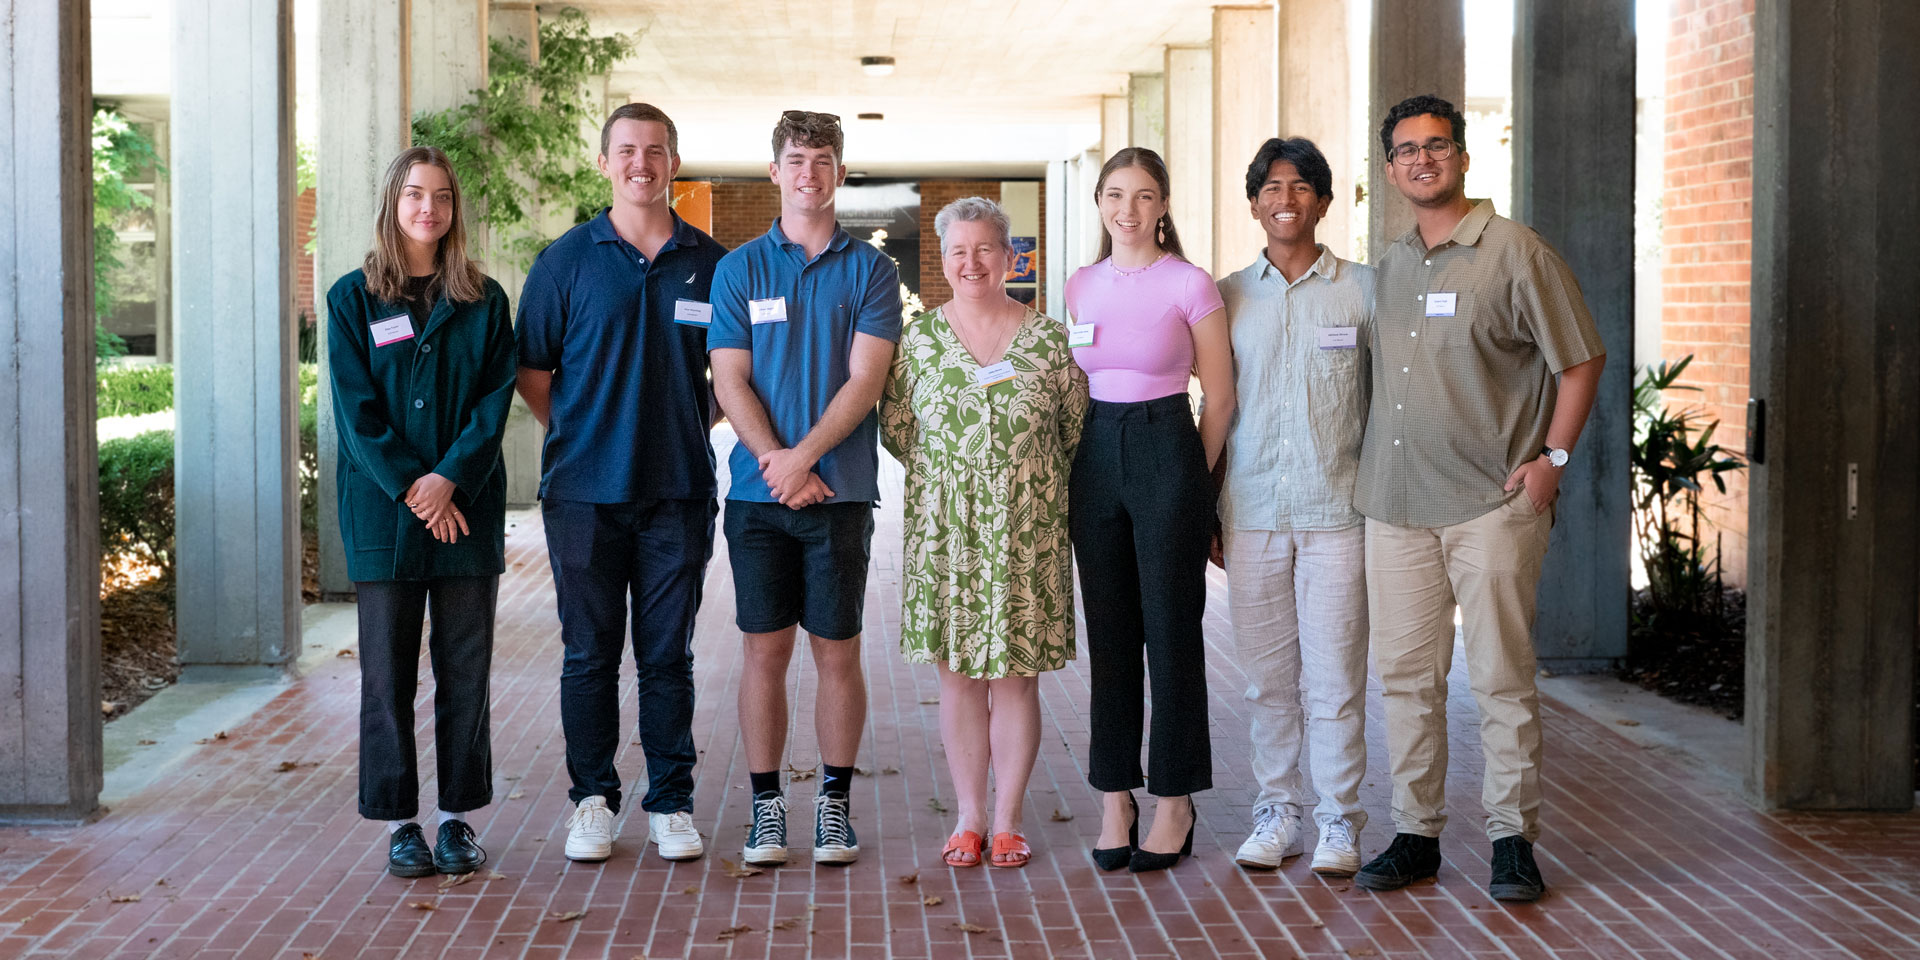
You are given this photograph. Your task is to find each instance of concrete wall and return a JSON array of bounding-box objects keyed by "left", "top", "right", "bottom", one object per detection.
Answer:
[
  {"left": 1368, "top": 0, "right": 1464, "bottom": 264},
  {"left": 1212, "top": 6, "right": 1276, "bottom": 279},
  {"left": 1277, "top": 0, "right": 1352, "bottom": 260},
  {"left": 0, "top": 0, "right": 102, "bottom": 819},
  {"left": 1128, "top": 72, "right": 1166, "bottom": 157},
  {"left": 1163, "top": 45, "right": 1213, "bottom": 275}
]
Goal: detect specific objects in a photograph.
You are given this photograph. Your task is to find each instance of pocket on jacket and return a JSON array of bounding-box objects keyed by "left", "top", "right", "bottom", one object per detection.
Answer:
[{"left": 343, "top": 467, "right": 397, "bottom": 550}]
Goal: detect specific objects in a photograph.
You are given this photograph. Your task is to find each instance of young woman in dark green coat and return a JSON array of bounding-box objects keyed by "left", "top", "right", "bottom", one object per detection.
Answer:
[{"left": 326, "top": 145, "right": 517, "bottom": 878}]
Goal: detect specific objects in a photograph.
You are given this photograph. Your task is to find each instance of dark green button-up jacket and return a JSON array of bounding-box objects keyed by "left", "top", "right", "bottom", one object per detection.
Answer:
[{"left": 326, "top": 269, "right": 518, "bottom": 582}]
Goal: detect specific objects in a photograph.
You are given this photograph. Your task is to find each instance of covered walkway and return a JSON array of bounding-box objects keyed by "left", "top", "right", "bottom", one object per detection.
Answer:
[{"left": 1, "top": 449, "right": 1917, "bottom": 960}]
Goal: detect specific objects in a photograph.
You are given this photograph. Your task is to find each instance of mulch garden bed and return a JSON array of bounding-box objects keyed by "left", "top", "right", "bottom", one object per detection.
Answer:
[{"left": 1617, "top": 587, "right": 1747, "bottom": 721}]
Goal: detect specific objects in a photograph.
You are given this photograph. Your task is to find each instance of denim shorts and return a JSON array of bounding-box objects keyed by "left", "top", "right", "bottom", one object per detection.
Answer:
[{"left": 722, "top": 499, "right": 874, "bottom": 641}]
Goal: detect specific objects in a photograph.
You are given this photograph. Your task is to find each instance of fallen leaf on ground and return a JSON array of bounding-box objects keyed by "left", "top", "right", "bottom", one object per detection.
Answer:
[
  {"left": 409, "top": 901, "right": 436, "bottom": 911},
  {"left": 1616, "top": 718, "right": 1641, "bottom": 727},
  {"left": 682, "top": 884, "right": 699, "bottom": 894},
  {"left": 922, "top": 895, "right": 942, "bottom": 906},
  {"left": 881, "top": 767, "right": 899, "bottom": 775},
  {"left": 336, "top": 648, "right": 355, "bottom": 658},
  {"left": 918, "top": 697, "right": 939, "bottom": 704},
  {"left": 785, "top": 763, "right": 817, "bottom": 782},
  {"left": 136, "top": 739, "right": 157, "bottom": 746},
  {"left": 899, "top": 871, "right": 919, "bottom": 885},
  {"left": 506, "top": 790, "right": 525, "bottom": 800},
  {"left": 274, "top": 761, "right": 317, "bottom": 773},
  {"left": 716, "top": 924, "right": 752, "bottom": 941},
  {"left": 1311, "top": 921, "right": 1325, "bottom": 929},
  {"left": 1349, "top": 950, "right": 1379, "bottom": 957},
  {"left": 154, "top": 878, "right": 167, "bottom": 886},
  {"left": 437, "top": 873, "right": 475, "bottom": 889},
  {"left": 532, "top": 837, "right": 544, "bottom": 842},
  {"left": 108, "top": 892, "right": 141, "bottom": 903},
  {"left": 773, "top": 915, "right": 803, "bottom": 930},
  {"left": 549, "top": 909, "right": 586, "bottom": 922},
  {"left": 926, "top": 798, "right": 949, "bottom": 814},
  {"left": 951, "top": 921, "right": 988, "bottom": 934},
  {"left": 1049, "top": 808, "right": 1074, "bottom": 821},
  {"left": 853, "top": 766, "right": 871, "bottom": 776},
  {"left": 720, "top": 858, "right": 762, "bottom": 879},
  {"left": 486, "top": 871, "right": 506, "bottom": 881},
  {"left": 503, "top": 774, "right": 520, "bottom": 781}
]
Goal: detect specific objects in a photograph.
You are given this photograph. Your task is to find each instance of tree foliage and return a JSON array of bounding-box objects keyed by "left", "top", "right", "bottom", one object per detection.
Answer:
[
  {"left": 1628, "top": 356, "right": 1747, "bottom": 639},
  {"left": 411, "top": 8, "right": 635, "bottom": 268},
  {"left": 93, "top": 104, "right": 164, "bottom": 361}
]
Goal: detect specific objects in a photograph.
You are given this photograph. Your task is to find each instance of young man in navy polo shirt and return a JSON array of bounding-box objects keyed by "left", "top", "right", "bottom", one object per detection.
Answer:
[
  {"left": 516, "top": 103, "right": 726, "bottom": 865},
  {"left": 708, "top": 110, "right": 902, "bottom": 866}
]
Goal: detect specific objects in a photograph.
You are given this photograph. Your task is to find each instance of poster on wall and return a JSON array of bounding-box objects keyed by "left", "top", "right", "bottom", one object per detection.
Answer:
[{"left": 1006, "top": 237, "right": 1038, "bottom": 283}]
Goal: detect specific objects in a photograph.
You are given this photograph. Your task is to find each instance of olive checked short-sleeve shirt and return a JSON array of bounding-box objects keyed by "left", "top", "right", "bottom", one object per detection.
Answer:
[{"left": 1354, "top": 200, "right": 1605, "bottom": 528}]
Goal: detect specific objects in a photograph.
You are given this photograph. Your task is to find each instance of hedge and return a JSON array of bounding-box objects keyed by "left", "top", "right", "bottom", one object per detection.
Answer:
[
  {"left": 98, "top": 429, "right": 174, "bottom": 577},
  {"left": 98, "top": 364, "right": 174, "bottom": 418}
]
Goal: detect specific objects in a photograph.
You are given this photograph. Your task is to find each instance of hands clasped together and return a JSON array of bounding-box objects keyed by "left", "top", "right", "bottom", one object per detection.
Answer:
[
  {"left": 404, "top": 473, "right": 469, "bottom": 543},
  {"left": 757, "top": 447, "right": 835, "bottom": 510}
]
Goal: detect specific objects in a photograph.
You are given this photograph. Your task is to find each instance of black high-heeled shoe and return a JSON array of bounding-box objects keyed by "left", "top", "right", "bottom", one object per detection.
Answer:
[
  {"left": 1090, "top": 792, "right": 1139, "bottom": 871},
  {"left": 1129, "top": 797, "right": 1196, "bottom": 873}
]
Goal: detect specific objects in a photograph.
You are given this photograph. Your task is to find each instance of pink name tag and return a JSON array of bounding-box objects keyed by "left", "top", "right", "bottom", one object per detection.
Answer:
[{"left": 370, "top": 314, "right": 415, "bottom": 347}]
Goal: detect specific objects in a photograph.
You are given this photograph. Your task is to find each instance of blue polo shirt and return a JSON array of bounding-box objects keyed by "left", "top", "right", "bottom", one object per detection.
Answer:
[
  {"left": 516, "top": 209, "right": 726, "bottom": 503},
  {"left": 707, "top": 218, "right": 902, "bottom": 503}
]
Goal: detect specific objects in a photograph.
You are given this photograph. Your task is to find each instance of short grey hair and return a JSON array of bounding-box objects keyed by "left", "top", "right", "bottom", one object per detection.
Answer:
[{"left": 933, "top": 196, "right": 1013, "bottom": 255}]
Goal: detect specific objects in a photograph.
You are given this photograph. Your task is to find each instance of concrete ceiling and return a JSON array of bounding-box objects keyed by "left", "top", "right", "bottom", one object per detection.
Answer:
[{"left": 548, "top": 0, "right": 1225, "bottom": 176}]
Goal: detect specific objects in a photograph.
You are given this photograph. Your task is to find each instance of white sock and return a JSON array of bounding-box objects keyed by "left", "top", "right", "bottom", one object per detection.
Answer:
[
  {"left": 387, "top": 820, "right": 414, "bottom": 834},
  {"left": 436, "top": 809, "right": 466, "bottom": 827}
]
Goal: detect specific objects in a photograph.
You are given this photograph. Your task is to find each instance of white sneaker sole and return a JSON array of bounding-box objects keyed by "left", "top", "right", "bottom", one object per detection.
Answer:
[
  {"left": 651, "top": 837, "right": 704, "bottom": 861},
  {"left": 812, "top": 844, "right": 860, "bottom": 865},
  {"left": 1235, "top": 839, "right": 1305, "bottom": 869},
  {"left": 742, "top": 844, "right": 788, "bottom": 866},
  {"left": 1311, "top": 850, "right": 1361, "bottom": 877},
  {"left": 565, "top": 840, "right": 613, "bottom": 862}
]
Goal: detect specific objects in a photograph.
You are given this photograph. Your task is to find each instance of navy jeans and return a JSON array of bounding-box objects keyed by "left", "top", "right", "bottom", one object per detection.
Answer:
[{"left": 543, "top": 498, "right": 716, "bottom": 815}]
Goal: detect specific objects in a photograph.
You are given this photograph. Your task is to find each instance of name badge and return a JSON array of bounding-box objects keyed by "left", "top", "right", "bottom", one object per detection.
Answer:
[
  {"left": 370, "top": 314, "right": 415, "bottom": 347},
  {"left": 1067, "top": 322, "right": 1095, "bottom": 348},
  {"left": 749, "top": 297, "right": 788, "bottom": 324},
  {"left": 673, "top": 299, "right": 713, "bottom": 326},
  {"left": 973, "top": 360, "right": 1017, "bottom": 386},
  {"left": 1317, "top": 326, "right": 1358, "bottom": 350},
  {"left": 1425, "top": 292, "right": 1458, "bottom": 317}
]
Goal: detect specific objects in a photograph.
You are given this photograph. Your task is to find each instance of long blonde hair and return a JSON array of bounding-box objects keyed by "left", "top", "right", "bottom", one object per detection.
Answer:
[{"left": 363, "top": 146, "right": 484, "bottom": 304}]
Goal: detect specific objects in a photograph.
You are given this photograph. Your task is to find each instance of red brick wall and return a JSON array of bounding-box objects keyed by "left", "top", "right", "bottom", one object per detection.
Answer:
[
  {"left": 295, "top": 187, "right": 318, "bottom": 319},
  {"left": 711, "top": 181, "right": 781, "bottom": 251},
  {"left": 1661, "top": 0, "right": 1754, "bottom": 584},
  {"left": 917, "top": 180, "right": 1003, "bottom": 307}
]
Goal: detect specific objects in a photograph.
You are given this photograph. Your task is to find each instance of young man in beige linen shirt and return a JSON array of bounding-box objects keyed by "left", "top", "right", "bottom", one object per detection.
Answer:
[{"left": 1350, "top": 95, "right": 1605, "bottom": 903}]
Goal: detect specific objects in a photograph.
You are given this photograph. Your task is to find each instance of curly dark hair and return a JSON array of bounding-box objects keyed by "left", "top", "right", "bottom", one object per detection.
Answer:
[
  {"left": 1244, "top": 137, "right": 1333, "bottom": 200},
  {"left": 771, "top": 109, "right": 844, "bottom": 164},
  {"left": 1378, "top": 94, "right": 1466, "bottom": 157}
]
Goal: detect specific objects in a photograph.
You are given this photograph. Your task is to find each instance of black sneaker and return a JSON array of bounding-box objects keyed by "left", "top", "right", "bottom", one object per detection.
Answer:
[
  {"left": 742, "top": 791, "right": 789, "bottom": 866},
  {"left": 1353, "top": 832, "right": 1441, "bottom": 891},
  {"left": 1488, "top": 836, "right": 1546, "bottom": 901},
  {"left": 812, "top": 791, "right": 859, "bottom": 865},
  {"left": 433, "top": 819, "right": 487, "bottom": 874},
  {"left": 387, "top": 823, "right": 436, "bottom": 878}
]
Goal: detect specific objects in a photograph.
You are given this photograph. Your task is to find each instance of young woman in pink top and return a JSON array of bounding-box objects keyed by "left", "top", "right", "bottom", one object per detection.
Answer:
[{"left": 1067, "top": 147, "right": 1237, "bottom": 873}]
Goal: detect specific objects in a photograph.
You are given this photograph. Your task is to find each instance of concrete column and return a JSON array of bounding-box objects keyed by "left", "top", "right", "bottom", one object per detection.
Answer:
[
  {"left": 1512, "top": 0, "right": 1634, "bottom": 670},
  {"left": 172, "top": 0, "right": 300, "bottom": 667},
  {"left": 1213, "top": 5, "right": 1276, "bottom": 279},
  {"left": 317, "top": 0, "right": 408, "bottom": 597},
  {"left": 153, "top": 121, "right": 174, "bottom": 364},
  {"left": 1368, "top": 0, "right": 1464, "bottom": 263},
  {"left": 1746, "top": 0, "right": 1918, "bottom": 810},
  {"left": 1128, "top": 72, "right": 1166, "bottom": 156},
  {"left": 1278, "top": 0, "right": 1353, "bottom": 259},
  {"left": 0, "top": 0, "right": 101, "bottom": 820},
  {"left": 411, "top": 0, "right": 486, "bottom": 114},
  {"left": 489, "top": 1, "right": 539, "bottom": 60},
  {"left": 1044, "top": 159, "right": 1067, "bottom": 317},
  {"left": 1163, "top": 44, "right": 1213, "bottom": 276},
  {"left": 1101, "top": 94, "right": 1129, "bottom": 163},
  {"left": 482, "top": 0, "right": 544, "bottom": 507}
]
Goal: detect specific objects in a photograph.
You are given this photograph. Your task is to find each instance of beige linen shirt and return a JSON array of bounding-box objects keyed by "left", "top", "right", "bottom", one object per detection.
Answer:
[
  {"left": 1353, "top": 200, "right": 1605, "bottom": 528},
  {"left": 1216, "top": 245, "right": 1374, "bottom": 532}
]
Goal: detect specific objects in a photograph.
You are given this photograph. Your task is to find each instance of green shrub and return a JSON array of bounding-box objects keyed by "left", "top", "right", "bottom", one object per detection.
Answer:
[
  {"left": 99, "top": 429, "right": 174, "bottom": 577},
  {"left": 299, "top": 363, "right": 318, "bottom": 531},
  {"left": 97, "top": 364, "right": 174, "bottom": 418}
]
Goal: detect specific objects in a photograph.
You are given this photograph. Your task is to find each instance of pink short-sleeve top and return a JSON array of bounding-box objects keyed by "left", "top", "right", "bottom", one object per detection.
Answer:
[{"left": 1064, "top": 255, "right": 1225, "bottom": 403}]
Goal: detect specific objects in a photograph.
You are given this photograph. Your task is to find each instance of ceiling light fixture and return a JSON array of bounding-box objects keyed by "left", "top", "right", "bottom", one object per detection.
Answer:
[{"left": 860, "top": 56, "right": 895, "bottom": 77}]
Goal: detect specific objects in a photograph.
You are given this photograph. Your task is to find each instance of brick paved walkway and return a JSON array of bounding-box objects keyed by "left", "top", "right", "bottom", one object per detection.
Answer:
[{"left": 4, "top": 449, "right": 1919, "bottom": 960}]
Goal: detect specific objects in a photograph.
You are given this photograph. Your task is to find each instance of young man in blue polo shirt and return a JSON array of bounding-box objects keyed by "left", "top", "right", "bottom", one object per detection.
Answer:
[
  {"left": 708, "top": 110, "right": 902, "bottom": 866},
  {"left": 516, "top": 103, "right": 726, "bottom": 865}
]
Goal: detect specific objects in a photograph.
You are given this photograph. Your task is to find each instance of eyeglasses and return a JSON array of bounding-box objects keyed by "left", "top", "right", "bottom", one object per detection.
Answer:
[
  {"left": 1390, "top": 138, "right": 1459, "bottom": 165},
  {"left": 780, "top": 109, "right": 842, "bottom": 126}
]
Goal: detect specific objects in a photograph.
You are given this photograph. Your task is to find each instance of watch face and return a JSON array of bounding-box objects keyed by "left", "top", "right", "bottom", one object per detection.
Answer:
[{"left": 1548, "top": 448, "right": 1569, "bottom": 467}]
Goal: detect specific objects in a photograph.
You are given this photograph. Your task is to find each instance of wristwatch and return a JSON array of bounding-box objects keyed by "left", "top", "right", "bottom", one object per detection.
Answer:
[{"left": 1541, "top": 446, "right": 1570, "bottom": 468}]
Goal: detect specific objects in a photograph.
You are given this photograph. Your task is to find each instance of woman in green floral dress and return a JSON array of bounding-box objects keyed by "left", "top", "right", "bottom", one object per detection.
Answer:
[{"left": 881, "top": 197, "right": 1089, "bottom": 869}]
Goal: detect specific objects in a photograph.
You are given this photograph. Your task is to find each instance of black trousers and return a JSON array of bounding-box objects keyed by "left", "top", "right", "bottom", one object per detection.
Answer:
[
  {"left": 357, "top": 576, "right": 498, "bottom": 820},
  {"left": 543, "top": 498, "right": 716, "bottom": 815},
  {"left": 1069, "top": 395, "right": 1215, "bottom": 797}
]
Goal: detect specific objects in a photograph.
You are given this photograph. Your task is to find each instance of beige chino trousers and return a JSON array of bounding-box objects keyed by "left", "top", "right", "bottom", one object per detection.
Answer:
[{"left": 1365, "top": 494, "right": 1554, "bottom": 843}]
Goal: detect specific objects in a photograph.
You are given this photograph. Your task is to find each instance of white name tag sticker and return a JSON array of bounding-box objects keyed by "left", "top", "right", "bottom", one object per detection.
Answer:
[
  {"left": 1067, "top": 322, "right": 1096, "bottom": 348},
  {"left": 1425, "top": 292, "right": 1458, "bottom": 317},
  {"left": 673, "top": 299, "right": 713, "bottom": 326},
  {"left": 1317, "top": 326, "right": 1359, "bottom": 349},
  {"left": 973, "top": 360, "right": 1017, "bottom": 386},
  {"left": 370, "top": 314, "right": 415, "bottom": 347},
  {"left": 749, "top": 297, "right": 788, "bottom": 324}
]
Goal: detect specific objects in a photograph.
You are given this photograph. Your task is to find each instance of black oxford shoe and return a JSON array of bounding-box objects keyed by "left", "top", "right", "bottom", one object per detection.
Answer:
[
  {"left": 387, "top": 823, "right": 436, "bottom": 878},
  {"left": 434, "top": 819, "right": 487, "bottom": 874}
]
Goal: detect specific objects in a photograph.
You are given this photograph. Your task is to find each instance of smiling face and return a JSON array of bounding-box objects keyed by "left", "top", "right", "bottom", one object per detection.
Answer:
[
  {"left": 1252, "top": 159, "right": 1330, "bottom": 246},
  {"left": 770, "top": 139, "right": 846, "bottom": 215},
  {"left": 1385, "top": 113, "right": 1470, "bottom": 208},
  {"left": 1097, "top": 164, "right": 1168, "bottom": 254},
  {"left": 598, "top": 118, "right": 678, "bottom": 209},
  {"left": 396, "top": 162, "right": 454, "bottom": 253},
  {"left": 941, "top": 219, "right": 1012, "bottom": 303}
]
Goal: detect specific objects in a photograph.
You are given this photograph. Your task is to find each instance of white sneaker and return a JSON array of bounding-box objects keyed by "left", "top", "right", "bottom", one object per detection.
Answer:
[
  {"left": 564, "top": 796, "right": 615, "bottom": 862},
  {"left": 1235, "top": 807, "right": 1305, "bottom": 869},
  {"left": 1311, "top": 818, "right": 1362, "bottom": 877},
  {"left": 648, "top": 810, "right": 705, "bottom": 861}
]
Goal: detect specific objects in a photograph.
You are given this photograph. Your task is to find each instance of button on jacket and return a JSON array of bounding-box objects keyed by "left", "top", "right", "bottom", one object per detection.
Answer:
[{"left": 327, "top": 269, "right": 518, "bottom": 581}]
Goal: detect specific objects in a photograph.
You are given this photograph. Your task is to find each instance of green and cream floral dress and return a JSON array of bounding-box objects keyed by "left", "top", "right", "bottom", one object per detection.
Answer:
[{"left": 881, "top": 306, "right": 1090, "bottom": 679}]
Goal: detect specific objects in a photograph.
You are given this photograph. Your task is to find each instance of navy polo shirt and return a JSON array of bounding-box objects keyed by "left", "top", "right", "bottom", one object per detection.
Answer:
[
  {"left": 516, "top": 209, "right": 727, "bottom": 503},
  {"left": 707, "top": 218, "right": 902, "bottom": 503}
]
